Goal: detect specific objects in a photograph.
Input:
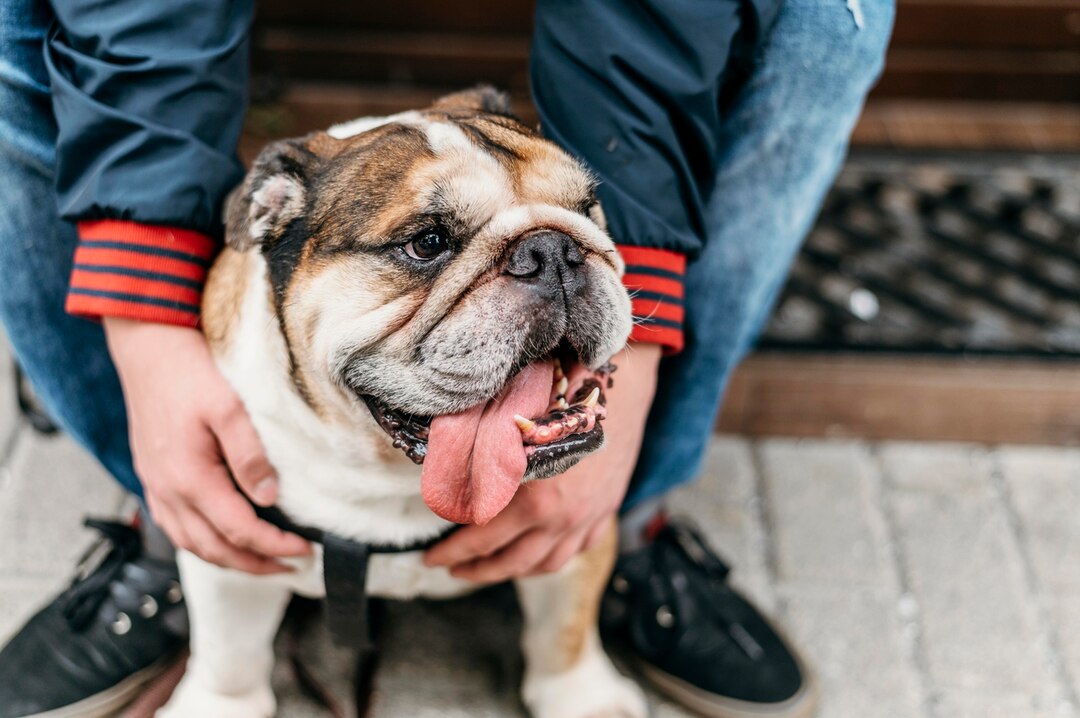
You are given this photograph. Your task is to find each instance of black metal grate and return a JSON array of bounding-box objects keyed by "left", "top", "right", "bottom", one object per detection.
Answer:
[{"left": 760, "top": 152, "right": 1080, "bottom": 357}]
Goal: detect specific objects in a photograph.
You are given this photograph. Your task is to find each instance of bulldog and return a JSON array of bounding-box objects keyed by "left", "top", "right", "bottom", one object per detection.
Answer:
[{"left": 157, "top": 87, "right": 647, "bottom": 718}]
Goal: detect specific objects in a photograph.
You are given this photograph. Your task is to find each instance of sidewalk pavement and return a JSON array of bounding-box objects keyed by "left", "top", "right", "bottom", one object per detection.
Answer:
[{"left": 2, "top": 339, "right": 1078, "bottom": 717}]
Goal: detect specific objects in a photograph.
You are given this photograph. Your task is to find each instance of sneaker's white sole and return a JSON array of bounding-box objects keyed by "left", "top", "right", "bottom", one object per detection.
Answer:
[
  {"left": 22, "top": 655, "right": 176, "bottom": 718},
  {"left": 639, "top": 654, "right": 820, "bottom": 718}
]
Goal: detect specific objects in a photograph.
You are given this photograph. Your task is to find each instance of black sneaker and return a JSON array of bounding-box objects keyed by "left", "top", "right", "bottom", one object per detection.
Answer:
[
  {"left": 602, "top": 520, "right": 818, "bottom": 718},
  {"left": 0, "top": 519, "right": 188, "bottom": 718}
]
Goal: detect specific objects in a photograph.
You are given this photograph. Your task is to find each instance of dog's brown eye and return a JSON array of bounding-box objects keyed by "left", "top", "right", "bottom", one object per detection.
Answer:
[{"left": 404, "top": 231, "right": 448, "bottom": 261}]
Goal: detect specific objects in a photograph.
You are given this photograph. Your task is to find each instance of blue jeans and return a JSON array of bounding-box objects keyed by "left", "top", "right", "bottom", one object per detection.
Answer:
[{"left": 0, "top": 0, "right": 893, "bottom": 508}]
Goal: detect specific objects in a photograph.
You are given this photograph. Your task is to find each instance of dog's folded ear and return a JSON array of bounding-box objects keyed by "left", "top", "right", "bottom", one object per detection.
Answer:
[
  {"left": 430, "top": 85, "right": 514, "bottom": 118},
  {"left": 225, "top": 138, "right": 319, "bottom": 251}
]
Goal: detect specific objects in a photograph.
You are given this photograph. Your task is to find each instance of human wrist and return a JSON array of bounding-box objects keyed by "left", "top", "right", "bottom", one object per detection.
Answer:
[
  {"left": 617, "top": 342, "right": 662, "bottom": 399},
  {"left": 103, "top": 317, "right": 204, "bottom": 374},
  {"left": 626, "top": 341, "right": 662, "bottom": 366},
  {"left": 600, "top": 342, "right": 661, "bottom": 458}
]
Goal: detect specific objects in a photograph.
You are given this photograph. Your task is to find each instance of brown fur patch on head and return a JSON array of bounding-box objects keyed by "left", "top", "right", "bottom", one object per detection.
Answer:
[
  {"left": 443, "top": 114, "right": 597, "bottom": 215},
  {"left": 424, "top": 86, "right": 597, "bottom": 216},
  {"left": 309, "top": 123, "right": 435, "bottom": 254},
  {"left": 430, "top": 85, "right": 514, "bottom": 118}
]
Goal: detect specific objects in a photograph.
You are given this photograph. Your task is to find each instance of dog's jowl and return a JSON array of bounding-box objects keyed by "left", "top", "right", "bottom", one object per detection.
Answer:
[{"left": 160, "top": 87, "right": 645, "bottom": 718}]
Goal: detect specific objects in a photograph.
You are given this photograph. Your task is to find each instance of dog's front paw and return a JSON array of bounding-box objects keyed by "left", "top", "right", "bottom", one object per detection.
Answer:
[
  {"left": 156, "top": 675, "right": 275, "bottom": 718},
  {"left": 523, "top": 651, "right": 648, "bottom": 718}
]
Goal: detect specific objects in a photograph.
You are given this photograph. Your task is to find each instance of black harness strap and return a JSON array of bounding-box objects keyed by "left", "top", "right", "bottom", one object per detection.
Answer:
[
  {"left": 322, "top": 534, "right": 373, "bottom": 650},
  {"left": 253, "top": 504, "right": 457, "bottom": 648}
]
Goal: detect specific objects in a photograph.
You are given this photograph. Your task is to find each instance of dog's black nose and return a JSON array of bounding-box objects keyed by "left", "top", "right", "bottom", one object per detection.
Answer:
[{"left": 504, "top": 230, "right": 585, "bottom": 297}]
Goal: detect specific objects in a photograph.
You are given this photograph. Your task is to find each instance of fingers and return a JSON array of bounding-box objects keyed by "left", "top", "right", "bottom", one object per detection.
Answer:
[
  {"left": 582, "top": 519, "right": 611, "bottom": 552},
  {"left": 180, "top": 509, "right": 293, "bottom": 575},
  {"left": 212, "top": 398, "right": 278, "bottom": 506},
  {"left": 448, "top": 529, "right": 557, "bottom": 583},
  {"left": 144, "top": 493, "right": 191, "bottom": 555},
  {"left": 450, "top": 528, "right": 593, "bottom": 583},
  {"left": 145, "top": 485, "right": 292, "bottom": 574},
  {"left": 146, "top": 460, "right": 310, "bottom": 570},
  {"left": 424, "top": 511, "right": 531, "bottom": 568},
  {"left": 527, "top": 532, "right": 587, "bottom": 576},
  {"left": 193, "top": 466, "right": 312, "bottom": 559}
]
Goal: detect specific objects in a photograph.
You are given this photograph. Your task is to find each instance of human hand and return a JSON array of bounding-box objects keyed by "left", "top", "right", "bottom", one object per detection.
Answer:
[
  {"left": 423, "top": 343, "right": 662, "bottom": 583},
  {"left": 104, "top": 318, "right": 311, "bottom": 574}
]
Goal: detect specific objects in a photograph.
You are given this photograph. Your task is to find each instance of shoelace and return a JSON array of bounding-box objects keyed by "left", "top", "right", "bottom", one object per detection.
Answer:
[
  {"left": 652, "top": 521, "right": 765, "bottom": 660},
  {"left": 663, "top": 522, "right": 733, "bottom": 585},
  {"left": 61, "top": 519, "right": 143, "bottom": 631}
]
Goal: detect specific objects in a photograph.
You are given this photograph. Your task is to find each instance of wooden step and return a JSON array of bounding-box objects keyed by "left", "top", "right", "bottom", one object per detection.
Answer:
[
  {"left": 719, "top": 353, "right": 1080, "bottom": 446},
  {"left": 876, "top": 47, "right": 1080, "bottom": 103},
  {"left": 891, "top": 0, "right": 1080, "bottom": 50},
  {"left": 852, "top": 100, "right": 1080, "bottom": 151}
]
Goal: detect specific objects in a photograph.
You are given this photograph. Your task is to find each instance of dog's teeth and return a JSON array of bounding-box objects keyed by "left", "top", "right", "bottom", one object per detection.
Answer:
[
  {"left": 555, "top": 377, "right": 568, "bottom": 395},
  {"left": 555, "top": 397, "right": 570, "bottom": 410},
  {"left": 553, "top": 359, "right": 565, "bottom": 380},
  {"left": 514, "top": 415, "right": 537, "bottom": 433},
  {"left": 581, "top": 387, "right": 600, "bottom": 409}
]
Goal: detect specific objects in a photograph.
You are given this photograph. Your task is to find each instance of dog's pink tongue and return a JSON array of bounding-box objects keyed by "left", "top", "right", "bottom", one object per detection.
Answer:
[{"left": 422, "top": 361, "right": 554, "bottom": 525}]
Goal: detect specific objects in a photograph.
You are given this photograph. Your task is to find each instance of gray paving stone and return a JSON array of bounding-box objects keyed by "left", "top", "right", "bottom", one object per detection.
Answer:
[
  {"left": 878, "top": 442, "right": 993, "bottom": 495},
  {"left": 934, "top": 688, "right": 1068, "bottom": 718},
  {"left": 0, "top": 335, "right": 16, "bottom": 455},
  {"left": 1046, "top": 595, "right": 1080, "bottom": 710},
  {"left": 759, "top": 440, "right": 889, "bottom": 586},
  {"left": 0, "top": 430, "right": 126, "bottom": 581},
  {"left": 0, "top": 577, "right": 63, "bottom": 646},
  {"left": 998, "top": 446, "right": 1080, "bottom": 704},
  {"left": 999, "top": 447, "right": 1080, "bottom": 594},
  {"left": 781, "top": 586, "right": 924, "bottom": 718},
  {"left": 881, "top": 443, "right": 1065, "bottom": 715},
  {"left": 757, "top": 440, "right": 923, "bottom": 716}
]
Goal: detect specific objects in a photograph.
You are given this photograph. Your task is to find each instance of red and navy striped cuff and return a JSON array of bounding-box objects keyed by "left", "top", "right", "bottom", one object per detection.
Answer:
[
  {"left": 66, "top": 220, "right": 218, "bottom": 328},
  {"left": 618, "top": 245, "right": 685, "bottom": 354}
]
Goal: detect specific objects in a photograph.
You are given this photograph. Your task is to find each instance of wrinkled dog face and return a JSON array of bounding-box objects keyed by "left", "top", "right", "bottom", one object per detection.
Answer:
[{"left": 226, "top": 89, "right": 632, "bottom": 510}]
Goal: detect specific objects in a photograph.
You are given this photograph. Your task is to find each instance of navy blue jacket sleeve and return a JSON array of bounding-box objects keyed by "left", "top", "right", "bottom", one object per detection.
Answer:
[
  {"left": 530, "top": 0, "right": 780, "bottom": 258},
  {"left": 45, "top": 0, "right": 253, "bottom": 237}
]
